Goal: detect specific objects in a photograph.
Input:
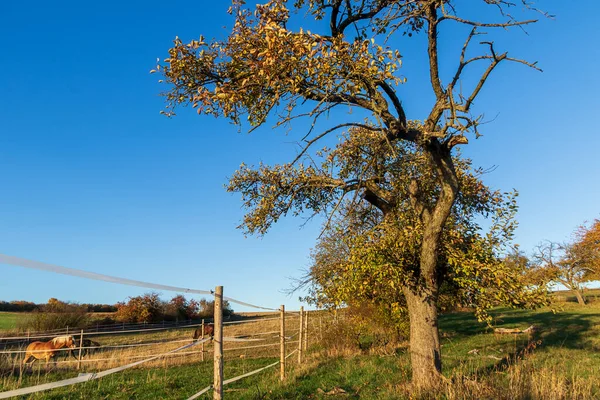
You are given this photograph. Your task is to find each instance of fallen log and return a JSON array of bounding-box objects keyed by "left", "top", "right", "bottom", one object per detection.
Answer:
[{"left": 493, "top": 325, "right": 535, "bottom": 334}]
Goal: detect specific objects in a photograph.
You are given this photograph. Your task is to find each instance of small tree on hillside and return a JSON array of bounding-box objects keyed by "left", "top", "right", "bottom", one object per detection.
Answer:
[
  {"left": 165, "top": 295, "right": 201, "bottom": 320},
  {"left": 44, "top": 298, "right": 87, "bottom": 314},
  {"left": 157, "top": 0, "right": 548, "bottom": 387},
  {"left": 115, "top": 293, "right": 164, "bottom": 323},
  {"left": 535, "top": 220, "right": 600, "bottom": 305}
]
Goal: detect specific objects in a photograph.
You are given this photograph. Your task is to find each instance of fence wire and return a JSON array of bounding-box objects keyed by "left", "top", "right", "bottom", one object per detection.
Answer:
[
  {"left": 0, "top": 337, "right": 211, "bottom": 399},
  {"left": 0, "top": 253, "right": 280, "bottom": 312}
]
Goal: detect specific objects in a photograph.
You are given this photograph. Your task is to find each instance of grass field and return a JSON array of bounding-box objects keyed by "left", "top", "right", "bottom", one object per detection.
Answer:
[
  {"left": 0, "top": 315, "right": 295, "bottom": 399},
  {"left": 0, "top": 313, "right": 20, "bottom": 331},
  {"left": 2, "top": 303, "right": 600, "bottom": 398}
]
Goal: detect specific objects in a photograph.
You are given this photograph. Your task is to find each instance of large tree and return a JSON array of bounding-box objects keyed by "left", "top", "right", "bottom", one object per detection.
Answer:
[
  {"left": 157, "top": 0, "right": 546, "bottom": 387},
  {"left": 301, "top": 146, "right": 547, "bottom": 328}
]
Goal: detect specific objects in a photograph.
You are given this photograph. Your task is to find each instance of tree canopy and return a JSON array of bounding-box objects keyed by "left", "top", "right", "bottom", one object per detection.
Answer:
[
  {"left": 299, "top": 137, "right": 548, "bottom": 324},
  {"left": 157, "top": 0, "right": 548, "bottom": 388}
]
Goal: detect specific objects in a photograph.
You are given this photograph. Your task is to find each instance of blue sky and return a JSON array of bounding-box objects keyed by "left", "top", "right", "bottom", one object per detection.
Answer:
[{"left": 0, "top": 1, "right": 598, "bottom": 310}]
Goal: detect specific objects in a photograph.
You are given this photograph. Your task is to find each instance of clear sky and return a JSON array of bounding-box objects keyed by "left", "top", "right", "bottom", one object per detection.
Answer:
[{"left": 0, "top": 1, "right": 598, "bottom": 310}]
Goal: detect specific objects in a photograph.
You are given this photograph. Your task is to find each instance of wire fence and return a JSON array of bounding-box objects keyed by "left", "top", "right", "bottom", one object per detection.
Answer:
[{"left": 0, "top": 253, "right": 317, "bottom": 399}]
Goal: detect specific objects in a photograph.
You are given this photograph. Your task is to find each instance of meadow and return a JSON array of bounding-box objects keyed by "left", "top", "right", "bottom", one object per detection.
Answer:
[
  {"left": 1, "top": 297, "right": 600, "bottom": 399},
  {"left": 0, "top": 314, "right": 19, "bottom": 331}
]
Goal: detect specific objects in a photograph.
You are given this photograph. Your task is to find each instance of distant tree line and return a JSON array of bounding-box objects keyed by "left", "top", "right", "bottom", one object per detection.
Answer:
[
  {"left": 0, "top": 299, "right": 117, "bottom": 313},
  {"left": 2, "top": 294, "right": 234, "bottom": 322}
]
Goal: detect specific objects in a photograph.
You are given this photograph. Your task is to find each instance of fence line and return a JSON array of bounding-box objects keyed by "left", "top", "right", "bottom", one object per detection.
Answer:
[
  {"left": 223, "top": 337, "right": 265, "bottom": 343},
  {"left": 223, "top": 342, "right": 279, "bottom": 352},
  {"left": 187, "top": 359, "right": 281, "bottom": 400},
  {"left": 285, "top": 348, "right": 299, "bottom": 359},
  {"left": 23, "top": 349, "right": 210, "bottom": 365},
  {"left": 0, "top": 336, "right": 275, "bottom": 356},
  {"left": 0, "top": 254, "right": 213, "bottom": 296},
  {"left": 0, "top": 316, "right": 286, "bottom": 342},
  {"left": 187, "top": 384, "right": 213, "bottom": 400},
  {"left": 0, "top": 322, "right": 199, "bottom": 342},
  {"left": 223, "top": 360, "right": 280, "bottom": 385},
  {"left": 222, "top": 316, "right": 280, "bottom": 325},
  {"left": 0, "top": 323, "right": 190, "bottom": 342},
  {"left": 222, "top": 296, "right": 278, "bottom": 312},
  {"left": 0, "top": 337, "right": 211, "bottom": 399},
  {"left": 0, "top": 339, "right": 199, "bottom": 355},
  {"left": 0, "top": 255, "right": 317, "bottom": 398},
  {"left": 242, "top": 330, "right": 280, "bottom": 337},
  {"left": 0, "top": 326, "right": 288, "bottom": 357}
]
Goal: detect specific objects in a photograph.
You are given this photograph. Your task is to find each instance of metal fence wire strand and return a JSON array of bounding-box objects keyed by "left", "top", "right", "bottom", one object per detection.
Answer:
[{"left": 0, "top": 253, "right": 317, "bottom": 399}]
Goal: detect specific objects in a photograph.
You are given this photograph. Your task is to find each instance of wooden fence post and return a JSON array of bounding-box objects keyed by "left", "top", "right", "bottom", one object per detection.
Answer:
[
  {"left": 201, "top": 319, "right": 205, "bottom": 362},
  {"left": 280, "top": 305, "right": 285, "bottom": 381},
  {"left": 304, "top": 310, "right": 309, "bottom": 351},
  {"left": 77, "top": 329, "right": 84, "bottom": 370},
  {"left": 298, "top": 306, "right": 304, "bottom": 364},
  {"left": 213, "top": 286, "right": 224, "bottom": 400}
]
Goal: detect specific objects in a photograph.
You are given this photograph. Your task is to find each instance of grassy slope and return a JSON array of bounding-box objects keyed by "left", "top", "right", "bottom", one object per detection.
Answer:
[
  {"left": 261, "top": 303, "right": 600, "bottom": 399},
  {"left": 3, "top": 304, "right": 600, "bottom": 399}
]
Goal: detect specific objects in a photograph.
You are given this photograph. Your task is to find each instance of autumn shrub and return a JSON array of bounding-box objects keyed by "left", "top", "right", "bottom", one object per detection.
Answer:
[
  {"left": 321, "top": 304, "right": 408, "bottom": 355},
  {"left": 115, "top": 293, "right": 234, "bottom": 323},
  {"left": 163, "top": 295, "right": 203, "bottom": 321},
  {"left": 17, "top": 312, "right": 89, "bottom": 332},
  {"left": 115, "top": 293, "right": 164, "bottom": 323},
  {"left": 17, "top": 299, "right": 89, "bottom": 332}
]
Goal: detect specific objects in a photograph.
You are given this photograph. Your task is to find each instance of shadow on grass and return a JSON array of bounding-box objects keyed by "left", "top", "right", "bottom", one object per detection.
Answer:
[
  {"left": 441, "top": 306, "right": 595, "bottom": 350},
  {"left": 439, "top": 305, "right": 597, "bottom": 378},
  {"left": 488, "top": 308, "right": 594, "bottom": 350}
]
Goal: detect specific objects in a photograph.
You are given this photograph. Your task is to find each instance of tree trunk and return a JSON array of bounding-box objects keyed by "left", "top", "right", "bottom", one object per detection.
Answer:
[
  {"left": 401, "top": 147, "right": 457, "bottom": 389},
  {"left": 563, "top": 279, "right": 586, "bottom": 305},
  {"left": 404, "top": 288, "right": 442, "bottom": 387},
  {"left": 573, "top": 288, "right": 586, "bottom": 305}
]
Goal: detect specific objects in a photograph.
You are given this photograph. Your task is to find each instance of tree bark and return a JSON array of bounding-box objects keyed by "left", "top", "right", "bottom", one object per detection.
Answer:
[
  {"left": 573, "top": 288, "right": 586, "bottom": 305},
  {"left": 401, "top": 147, "right": 458, "bottom": 389},
  {"left": 404, "top": 288, "right": 442, "bottom": 387},
  {"left": 563, "top": 279, "right": 586, "bottom": 305}
]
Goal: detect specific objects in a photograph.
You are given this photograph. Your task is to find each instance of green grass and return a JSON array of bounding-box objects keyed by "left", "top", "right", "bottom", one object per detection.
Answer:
[
  {"left": 0, "top": 313, "right": 21, "bottom": 330},
  {"left": 2, "top": 304, "right": 600, "bottom": 399},
  {"left": 439, "top": 303, "right": 600, "bottom": 377},
  {"left": 1, "top": 358, "right": 279, "bottom": 399},
  {"left": 268, "top": 303, "right": 600, "bottom": 399}
]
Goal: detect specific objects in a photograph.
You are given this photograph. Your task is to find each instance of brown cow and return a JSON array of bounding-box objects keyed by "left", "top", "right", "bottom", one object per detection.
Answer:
[{"left": 192, "top": 323, "right": 214, "bottom": 340}]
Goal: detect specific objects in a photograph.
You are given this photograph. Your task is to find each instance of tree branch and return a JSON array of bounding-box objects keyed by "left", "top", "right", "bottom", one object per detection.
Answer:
[
  {"left": 426, "top": 5, "right": 445, "bottom": 100},
  {"left": 376, "top": 80, "right": 407, "bottom": 127},
  {"left": 438, "top": 14, "right": 538, "bottom": 28},
  {"left": 292, "top": 122, "right": 384, "bottom": 165}
]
